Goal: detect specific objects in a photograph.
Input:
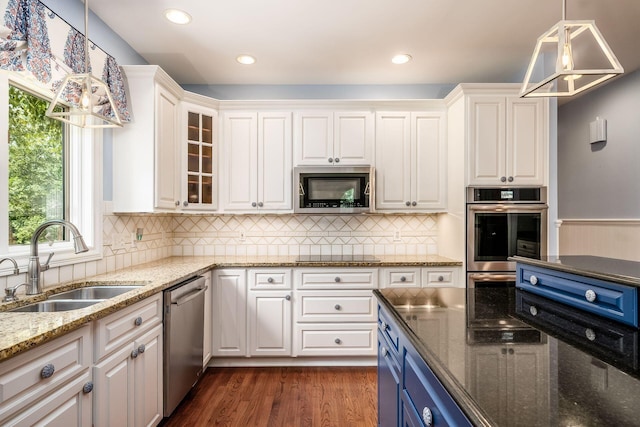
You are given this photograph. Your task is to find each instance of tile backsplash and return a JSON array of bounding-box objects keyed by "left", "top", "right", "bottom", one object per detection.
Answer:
[{"left": 0, "top": 208, "right": 440, "bottom": 292}]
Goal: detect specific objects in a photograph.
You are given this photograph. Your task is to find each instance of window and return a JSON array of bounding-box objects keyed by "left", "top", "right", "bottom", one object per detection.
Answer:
[{"left": 0, "top": 74, "right": 102, "bottom": 269}]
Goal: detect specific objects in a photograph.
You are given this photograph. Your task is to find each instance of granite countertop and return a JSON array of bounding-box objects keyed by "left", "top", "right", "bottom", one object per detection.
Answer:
[
  {"left": 375, "top": 287, "right": 640, "bottom": 426},
  {"left": 0, "top": 254, "right": 460, "bottom": 362},
  {"left": 512, "top": 255, "right": 640, "bottom": 287}
]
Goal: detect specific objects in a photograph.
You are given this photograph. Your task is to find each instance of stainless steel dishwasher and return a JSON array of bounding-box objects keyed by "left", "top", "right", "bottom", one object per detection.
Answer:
[{"left": 163, "top": 275, "right": 207, "bottom": 417}]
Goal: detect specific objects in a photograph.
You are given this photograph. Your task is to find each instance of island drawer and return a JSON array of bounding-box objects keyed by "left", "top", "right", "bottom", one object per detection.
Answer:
[
  {"left": 296, "top": 290, "right": 375, "bottom": 322},
  {"left": 403, "top": 344, "right": 472, "bottom": 427},
  {"left": 294, "top": 323, "right": 376, "bottom": 356},
  {"left": 0, "top": 325, "right": 91, "bottom": 422},
  {"left": 516, "top": 264, "right": 638, "bottom": 327},
  {"left": 94, "top": 293, "right": 162, "bottom": 361}
]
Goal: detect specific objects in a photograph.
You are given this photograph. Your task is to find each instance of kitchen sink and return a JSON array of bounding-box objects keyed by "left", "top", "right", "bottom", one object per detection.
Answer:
[
  {"left": 9, "top": 300, "right": 104, "bottom": 313},
  {"left": 47, "top": 285, "right": 142, "bottom": 300}
]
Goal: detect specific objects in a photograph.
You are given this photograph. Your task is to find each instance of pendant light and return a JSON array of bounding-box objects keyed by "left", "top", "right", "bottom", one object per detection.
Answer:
[
  {"left": 46, "top": 0, "right": 122, "bottom": 128},
  {"left": 520, "top": 0, "right": 623, "bottom": 98}
]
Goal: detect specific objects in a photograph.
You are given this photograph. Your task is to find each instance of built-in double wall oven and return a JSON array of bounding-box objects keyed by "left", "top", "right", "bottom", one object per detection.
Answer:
[{"left": 466, "top": 187, "right": 548, "bottom": 288}]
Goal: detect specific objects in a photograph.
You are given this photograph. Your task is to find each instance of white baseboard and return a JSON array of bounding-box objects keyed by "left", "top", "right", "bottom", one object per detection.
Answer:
[{"left": 206, "top": 356, "right": 377, "bottom": 368}]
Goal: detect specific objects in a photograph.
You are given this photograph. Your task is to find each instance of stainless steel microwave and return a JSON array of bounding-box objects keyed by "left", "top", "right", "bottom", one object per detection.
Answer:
[{"left": 293, "top": 166, "right": 374, "bottom": 214}]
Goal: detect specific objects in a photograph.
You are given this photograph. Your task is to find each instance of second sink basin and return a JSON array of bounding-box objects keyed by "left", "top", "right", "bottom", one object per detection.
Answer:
[
  {"left": 48, "top": 285, "right": 142, "bottom": 300},
  {"left": 10, "top": 300, "right": 103, "bottom": 313}
]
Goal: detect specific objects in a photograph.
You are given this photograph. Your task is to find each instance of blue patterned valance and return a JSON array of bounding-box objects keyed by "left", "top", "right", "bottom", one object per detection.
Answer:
[{"left": 0, "top": 0, "right": 131, "bottom": 122}]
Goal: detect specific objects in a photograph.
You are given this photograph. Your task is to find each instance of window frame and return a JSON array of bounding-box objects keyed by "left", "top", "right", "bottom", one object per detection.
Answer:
[{"left": 0, "top": 72, "right": 103, "bottom": 273}]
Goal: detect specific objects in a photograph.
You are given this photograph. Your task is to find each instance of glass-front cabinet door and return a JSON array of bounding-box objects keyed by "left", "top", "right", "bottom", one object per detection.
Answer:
[{"left": 183, "top": 102, "right": 217, "bottom": 210}]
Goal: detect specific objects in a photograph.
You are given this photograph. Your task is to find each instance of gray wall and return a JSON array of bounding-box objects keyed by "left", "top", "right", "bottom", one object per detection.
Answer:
[{"left": 557, "top": 70, "right": 640, "bottom": 219}]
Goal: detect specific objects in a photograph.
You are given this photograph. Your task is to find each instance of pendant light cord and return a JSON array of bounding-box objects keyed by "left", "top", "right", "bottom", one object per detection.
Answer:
[{"left": 84, "top": 0, "right": 89, "bottom": 74}]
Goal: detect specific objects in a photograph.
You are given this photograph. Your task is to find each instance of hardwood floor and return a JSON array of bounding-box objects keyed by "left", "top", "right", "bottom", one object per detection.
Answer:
[{"left": 162, "top": 366, "right": 378, "bottom": 427}]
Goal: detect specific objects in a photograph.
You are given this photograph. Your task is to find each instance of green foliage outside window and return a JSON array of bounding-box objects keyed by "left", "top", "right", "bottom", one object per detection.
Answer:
[{"left": 8, "top": 86, "right": 65, "bottom": 245}]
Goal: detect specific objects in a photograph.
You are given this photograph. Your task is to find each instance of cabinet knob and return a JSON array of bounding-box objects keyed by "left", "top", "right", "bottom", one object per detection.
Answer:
[
  {"left": 529, "top": 305, "right": 538, "bottom": 316},
  {"left": 267, "top": 277, "right": 274, "bottom": 283},
  {"left": 529, "top": 275, "right": 538, "bottom": 285},
  {"left": 381, "top": 347, "right": 388, "bottom": 357},
  {"left": 437, "top": 276, "right": 444, "bottom": 282},
  {"left": 501, "top": 348, "right": 507, "bottom": 354},
  {"left": 285, "top": 294, "right": 291, "bottom": 301},
  {"left": 400, "top": 276, "right": 407, "bottom": 282},
  {"left": 251, "top": 202, "right": 257, "bottom": 207},
  {"left": 83, "top": 381, "right": 94, "bottom": 394},
  {"left": 134, "top": 316, "right": 143, "bottom": 326},
  {"left": 41, "top": 364, "right": 55, "bottom": 379},
  {"left": 422, "top": 407, "right": 433, "bottom": 427},
  {"left": 500, "top": 176, "right": 507, "bottom": 182},
  {"left": 175, "top": 200, "right": 180, "bottom": 206},
  {"left": 411, "top": 201, "right": 417, "bottom": 206},
  {"left": 585, "top": 289, "right": 597, "bottom": 303},
  {"left": 405, "top": 201, "right": 411, "bottom": 207},
  {"left": 585, "top": 328, "right": 596, "bottom": 341},
  {"left": 509, "top": 348, "right": 514, "bottom": 355},
  {"left": 334, "top": 304, "right": 341, "bottom": 310},
  {"left": 508, "top": 176, "right": 514, "bottom": 182},
  {"left": 138, "top": 344, "right": 146, "bottom": 354},
  {"left": 381, "top": 321, "right": 388, "bottom": 331},
  {"left": 334, "top": 338, "right": 342, "bottom": 344},
  {"left": 258, "top": 201, "right": 264, "bottom": 207},
  {"left": 334, "top": 157, "right": 340, "bottom": 163},
  {"left": 131, "top": 349, "right": 139, "bottom": 359},
  {"left": 334, "top": 277, "right": 341, "bottom": 283},
  {"left": 328, "top": 157, "right": 334, "bottom": 163},
  {"left": 183, "top": 201, "right": 189, "bottom": 207}
]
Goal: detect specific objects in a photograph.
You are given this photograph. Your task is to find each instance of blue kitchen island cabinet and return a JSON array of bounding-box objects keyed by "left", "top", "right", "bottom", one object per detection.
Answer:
[{"left": 377, "top": 303, "right": 473, "bottom": 427}]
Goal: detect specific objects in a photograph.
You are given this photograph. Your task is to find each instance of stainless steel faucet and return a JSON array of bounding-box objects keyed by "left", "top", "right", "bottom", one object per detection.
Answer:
[
  {"left": 0, "top": 258, "right": 19, "bottom": 275},
  {"left": 1, "top": 257, "right": 23, "bottom": 302},
  {"left": 27, "top": 220, "right": 89, "bottom": 295}
]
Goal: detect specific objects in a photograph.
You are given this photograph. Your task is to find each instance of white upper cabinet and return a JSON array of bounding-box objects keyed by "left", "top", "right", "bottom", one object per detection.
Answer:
[
  {"left": 112, "top": 65, "right": 183, "bottom": 213},
  {"left": 181, "top": 98, "right": 218, "bottom": 211},
  {"left": 468, "top": 94, "right": 546, "bottom": 186},
  {"left": 294, "top": 111, "right": 374, "bottom": 166},
  {"left": 222, "top": 111, "right": 292, "bottom": 212},
  {"left": 375, "top": 111, "right": 447, "bottom": 212}
]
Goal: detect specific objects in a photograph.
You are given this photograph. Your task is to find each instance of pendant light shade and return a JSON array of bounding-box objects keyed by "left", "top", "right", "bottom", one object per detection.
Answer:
[
  {"left": 521, "top": 1, "right": 623, "bottom": 98},
  {"left": 45, "top": 0, "right": 122, "bottom": 127}
]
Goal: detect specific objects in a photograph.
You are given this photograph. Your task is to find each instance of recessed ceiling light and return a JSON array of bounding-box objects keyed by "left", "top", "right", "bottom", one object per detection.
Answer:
[
  {"left": 236, "top": 55, "right": 256, "bottom": 65},
  {"left": 392, "top": 54, "right": 412, "bottom": 65},
  {"left": 164, "top": 9, "right": 192, "bottom": 25}
]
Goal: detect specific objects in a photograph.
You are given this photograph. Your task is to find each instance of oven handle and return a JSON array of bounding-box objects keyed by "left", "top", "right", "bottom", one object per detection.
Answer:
[
  {"left": 468, "top": 273, "right": 516, "bottom": 282},
  {"left": 468, "top": 204, "right": 548, "bottom": 212}
]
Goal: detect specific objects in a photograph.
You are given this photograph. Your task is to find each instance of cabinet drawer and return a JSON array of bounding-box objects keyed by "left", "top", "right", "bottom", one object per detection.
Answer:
[
  {"left": 378, "top": 304, "right": 401, "bottom": 353},
  {"left": 517, "top": 265, "right": 638, "bottom": 327},
  {"left": 296, "top": 269, "right": 378, "bottom": 289},
  {"left": 403, "top": 345, "right": 472, "bottom": 426},
  {"left": 0, "top": 325, "right": 91, "bottom": 422},
  {"left": 382, "top": 268, "right": 421, "bottom": 288},
  {"left": 248, "top": 269, "right": 292, "bottom": 290},
  {"left": 422, "top": 268, "right": 460, "bottom": 288},
  {"left": 94, "top": 293, "right": 163, "bottom": 361},
  {"left": 297, "top": 291, "right": 375, "bottom": 322},
  {"left": 295, "top": 324, "right": 376, "bottom": 356}
]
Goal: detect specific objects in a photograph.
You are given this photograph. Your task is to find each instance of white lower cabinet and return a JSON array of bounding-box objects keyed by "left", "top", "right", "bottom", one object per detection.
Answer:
[
  {"left": 212, "top": 269, "right": 247, "bottom": 357},
  {"left": 0, "top": 325, "right": 92, "bottom": 426},
  {"left": 93, "top": 294, "right": 163, "bottom": 427}
]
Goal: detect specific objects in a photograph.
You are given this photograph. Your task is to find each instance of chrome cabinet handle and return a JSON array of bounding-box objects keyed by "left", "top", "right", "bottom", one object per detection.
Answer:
[
  {"left": 381, "top": 321, "right": 388, "bottom": 331},
  {"left": 334, "top": 277, "right": 341, "bottom": 283},
  {"left": 41, "top": 364, "right": 55, "bottom": 379},
  {"left": 285, "top": 294, "right": 291, "bottom": 301},
  {"left": 585, "top": 289, "right": 597, "bottom": 303},
  {"left": 251, "top": 202, "right": 257, "bottom": 207},
  {"left": 258, "top": 202, "right": 264, "bottom": 207},
  {"left": 405, "top": 201, "right": 411, "bottom": 206},
  {"left": 175, "top": 200, "right": 180, "bottom": 206},
  {"left": 138, "top": 344, "right": 146, "bottom": 354},
  {"left": 83, "top": 381, "right": 94, "bottom": 394},
  {"left": 134, "top": 316, "right": 143, "bottom": 326},
  {"left": 267, "top": 277, "right": 274, "bottom": 283},
  {"left": 381, "top": 347, "right": 388, "bottom": 357},
  {"left": 334, "top": 304, "right": 341, "bottom": 310},
  {"left": 131, "top": 349, "right": 139, "bottom": 359},
  {"left": 422, "top": 407, "right": 433, "bottom": 427},
  {"left": 328, "top": 157, "right": 334, "bottom": 163},
  {"left": 183, "top": 201, "right": 189, "bottom": 207},
  {"left": 334, "top": 338, "right": 342, "bottom": 344},
  {"left": 508, "top": 176, "right": 514, "bottom": 182},
  {"left": 585, "top": 328, "right": 596, "bottom": 341},
  {"left": 334, "top": 157, "right": 340, "bottom": 163},
  {"left": 529, "top": 275, "right": 538, "bottom": 285},
  {"left": 400, "top": 276, "right": 407, "bottom": 282},
  {"left": 411, "top": 201, "right": 417, "bottom": 206},
  {"left": 529, "top": 305, "right": 538, "bottom": 316},
  {"left": 437, "top": 276, "right": 444, "bottom": 282},
  {"left": 500, "top": 176, "right": 507, "bottom": 182}
]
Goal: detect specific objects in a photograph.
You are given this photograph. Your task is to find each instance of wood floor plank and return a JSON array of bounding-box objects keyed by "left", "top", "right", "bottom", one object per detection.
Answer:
[{"left": 161, "top": 366, "right": 377, "bottom": 427}]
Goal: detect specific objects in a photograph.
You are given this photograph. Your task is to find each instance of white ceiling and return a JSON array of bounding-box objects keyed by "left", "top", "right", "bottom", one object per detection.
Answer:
[{"left": 90, "top": 0, "right": 640, "bottom": 87}]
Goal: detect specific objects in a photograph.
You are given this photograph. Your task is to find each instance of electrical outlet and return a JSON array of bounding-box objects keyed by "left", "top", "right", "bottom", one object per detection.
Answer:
[
  {"left": 393, "top": 229, "right": 402, "bottom": 242},
  {"left": 239, "top": 230, "right": 246, "bottom": 242}
]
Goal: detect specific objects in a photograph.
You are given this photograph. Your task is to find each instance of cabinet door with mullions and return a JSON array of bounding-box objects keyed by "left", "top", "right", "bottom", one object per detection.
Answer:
[{"left": 183, "top": 103, "right": 217, "bottom": 210}]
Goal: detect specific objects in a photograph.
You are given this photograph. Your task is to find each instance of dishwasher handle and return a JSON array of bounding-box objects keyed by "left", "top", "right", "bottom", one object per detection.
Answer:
[{"left": 172, "top": 286, "right": 208, "bottom": 306}]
